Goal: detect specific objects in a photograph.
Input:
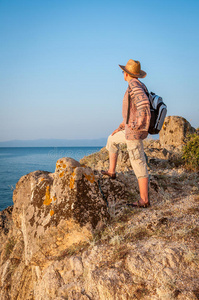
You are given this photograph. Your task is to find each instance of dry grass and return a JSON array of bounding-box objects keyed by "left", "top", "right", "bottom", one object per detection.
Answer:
[
  {"left": 183, "top": 248, "right": 199, "bottom": 265},
  {"left": 98, "top": 244, "right": 130, "bottom": 269},
  {"left": 124, "top": 226, "right": 152, "bottom": 242},
  {"left": 157, "top": 277, "right": 180, "bottom": 300},
  {"left": 59, "top": 241, "right": 90, "bottom": 258}
]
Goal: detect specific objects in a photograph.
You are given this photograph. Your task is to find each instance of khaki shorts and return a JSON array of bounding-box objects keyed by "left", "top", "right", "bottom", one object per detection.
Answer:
[{"left": 106, "top": 130, "right": 148, "bottom": 179}]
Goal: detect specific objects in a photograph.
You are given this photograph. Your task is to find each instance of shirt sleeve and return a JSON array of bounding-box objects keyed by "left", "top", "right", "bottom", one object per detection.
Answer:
[
  {"left": 118, "top": 121, "right": 125, "bottom": 130},
  {"left": 128, "top": 81, "right": 151, "bottom": 132}
]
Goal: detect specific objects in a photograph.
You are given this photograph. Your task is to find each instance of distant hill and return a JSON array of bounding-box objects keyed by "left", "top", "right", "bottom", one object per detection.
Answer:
[{"left": 0, "top": 138, "right": 107, "bottom": 147}]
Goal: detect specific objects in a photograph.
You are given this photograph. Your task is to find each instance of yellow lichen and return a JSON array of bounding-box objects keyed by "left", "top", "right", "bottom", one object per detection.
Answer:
[
  {"left": 43, "top": 186, "right": 52, "bottom": 205},
  {"left": 57, "top": 161, "right": 67, "bottom": 171},
  {"left": 84, "top": 173, "right": 95, "bottom": 183},
  {"left": 39, "top": 177, "right": 45, "bottom": 182},
  {"left": 59, "top": 171, "right": 64, "bottom": 178},
  {"left": 53, "top": 196, "right": 57, "bottom": 202},
  {"left": 69, "top": 171, "right": 76, "bottom": 189},
  {"left": 50, "top": 210, "right": 55, "bottom": 216}
]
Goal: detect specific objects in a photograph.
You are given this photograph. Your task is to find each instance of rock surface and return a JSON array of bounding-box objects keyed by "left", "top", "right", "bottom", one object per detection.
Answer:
[
  {"left": 12, "top": 157, "right": 109, "bottom": 265},
  {"left": 0, "top": 121, "right": 199, "bottom": 300},
  {"left": 0, "top": 206, "right": 13, "bottom": 257},
  {"left": 159, "top": 116, "right": 195, "bottom": 148}
]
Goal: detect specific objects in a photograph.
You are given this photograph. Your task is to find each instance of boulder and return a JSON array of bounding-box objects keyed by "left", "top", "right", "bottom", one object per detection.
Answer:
[
  {"left": 159, "top": 116, "right": 195, "bottom": 148},
  {"left": 12, "top": 157, "right": 109, "bottom": 264}
]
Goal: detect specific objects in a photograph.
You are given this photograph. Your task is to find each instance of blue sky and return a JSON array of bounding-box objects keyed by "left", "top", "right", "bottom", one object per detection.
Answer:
[{"left": 0, "top": 0, "right": 199, "bottom": 141}]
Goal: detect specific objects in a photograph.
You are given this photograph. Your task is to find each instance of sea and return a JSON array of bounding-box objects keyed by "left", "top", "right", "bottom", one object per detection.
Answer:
[{"left": 0, "top": 147, "right": 102, "bottom": 211}]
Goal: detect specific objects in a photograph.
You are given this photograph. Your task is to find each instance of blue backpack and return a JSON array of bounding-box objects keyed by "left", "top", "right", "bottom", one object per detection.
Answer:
[
  {"left": 146, "top": 91, "right": 167, "bottom": 134},
  {"left": 126, "top": 84, "right": 167, "bottom": 135}
]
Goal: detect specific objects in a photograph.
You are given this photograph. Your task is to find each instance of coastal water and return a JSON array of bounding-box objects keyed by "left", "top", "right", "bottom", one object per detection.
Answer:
[{"left": 0, "top": 147, "right": 102, "bottom": 211}]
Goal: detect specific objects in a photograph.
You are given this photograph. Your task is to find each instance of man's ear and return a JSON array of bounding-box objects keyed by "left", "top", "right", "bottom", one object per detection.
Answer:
[{"left": 125, "top": 73, "right": 131, "bottom": 81}]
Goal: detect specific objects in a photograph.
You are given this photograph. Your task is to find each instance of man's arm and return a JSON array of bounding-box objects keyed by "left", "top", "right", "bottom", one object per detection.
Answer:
[{"left": 111, "top": 121, "right": 125, "bottom": 136}]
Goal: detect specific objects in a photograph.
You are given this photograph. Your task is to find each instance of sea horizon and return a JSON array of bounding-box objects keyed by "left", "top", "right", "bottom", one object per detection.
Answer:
[
  {"left": 0, "top": 138, "right": 107, "bottom": 147},
  {"left": 0, "top": 146, "right": 103, "bottom": 211}
]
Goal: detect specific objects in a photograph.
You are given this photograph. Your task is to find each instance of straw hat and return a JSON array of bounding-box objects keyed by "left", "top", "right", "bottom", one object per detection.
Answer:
[{"left": 119, "top": 59, "right": 147, "bottom": 78}]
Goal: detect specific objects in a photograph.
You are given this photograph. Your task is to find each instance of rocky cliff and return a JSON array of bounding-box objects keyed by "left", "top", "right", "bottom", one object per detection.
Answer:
[{"left": 0, "top": 116, "right": 199, "bottom": 300}]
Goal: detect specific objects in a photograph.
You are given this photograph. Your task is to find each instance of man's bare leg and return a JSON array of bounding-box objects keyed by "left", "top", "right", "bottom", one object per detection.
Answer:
[
  {"left": 137, "top": 177, "right": 149, "bottom": 205},
  {"left": 101, "top": 152, "right": 118, "bottom": 178},
  {"left": 108, "top": 152, "right": 118, "bottom": 174}
]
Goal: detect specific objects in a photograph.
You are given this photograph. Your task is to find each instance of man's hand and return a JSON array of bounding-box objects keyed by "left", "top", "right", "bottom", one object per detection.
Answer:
[{"left": 111, "top": 128, "right": 120, "bottom": 136}]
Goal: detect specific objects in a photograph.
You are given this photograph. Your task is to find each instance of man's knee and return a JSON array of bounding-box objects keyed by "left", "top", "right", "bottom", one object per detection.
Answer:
[
  {"left": 107, "top": 134, "right": 113, "bottom": 143},
  {"left": 106, "top": 134, "right": 119, "bottom": 153}
]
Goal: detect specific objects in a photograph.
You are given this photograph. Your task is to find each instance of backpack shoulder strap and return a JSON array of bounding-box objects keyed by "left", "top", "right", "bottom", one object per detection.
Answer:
[
  {"left": 126, "top": 87, "right": 131, "bottom": 124},
  {"left": 141, "top": 81, "right": 150, "bottom": 97}
]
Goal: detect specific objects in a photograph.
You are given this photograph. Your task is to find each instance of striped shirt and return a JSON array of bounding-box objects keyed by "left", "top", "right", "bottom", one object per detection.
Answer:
[{"left": 119, "top": 78, "right": 151, "bottom": 140}]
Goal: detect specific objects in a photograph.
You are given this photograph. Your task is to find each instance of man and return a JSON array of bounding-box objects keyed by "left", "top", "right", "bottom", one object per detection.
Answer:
[{"left": 101, "top": 59, "right": 151, "bottom": 208}]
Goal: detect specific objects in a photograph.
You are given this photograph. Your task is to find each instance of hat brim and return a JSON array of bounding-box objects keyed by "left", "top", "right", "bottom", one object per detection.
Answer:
[{"left": 119, "top": 64, "right": 147, "bottom": 78}]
